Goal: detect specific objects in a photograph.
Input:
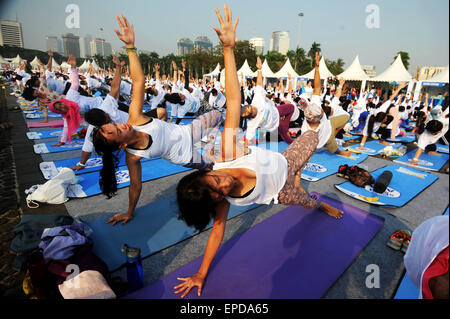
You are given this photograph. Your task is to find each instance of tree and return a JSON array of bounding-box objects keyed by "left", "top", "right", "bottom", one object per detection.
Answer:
[
  {"left": 92, "top": 54, "right": 106, "bottom": 70},
  {"left": 307, "top": 42, "right": 321, "bottom": 67},
  {"left": 287, "top": 47, "right": 308, "bottom": 74},
  {"left": 325, "top": 58, "right": 345, "bottom": 75},
  {"left": 394, "top": 51, "right": 410, "bottom": 70},
  {"left": 265, "top": 50, "right": 286, "bottom": 73}
]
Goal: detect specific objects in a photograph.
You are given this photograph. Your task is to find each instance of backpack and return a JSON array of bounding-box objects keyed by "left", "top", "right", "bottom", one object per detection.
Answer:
[{"left": 338, "top": 164, "right": 375, "bottom": 188}]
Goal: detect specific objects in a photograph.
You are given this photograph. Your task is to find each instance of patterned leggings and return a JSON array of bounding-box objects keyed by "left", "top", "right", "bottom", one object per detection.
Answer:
[
  {"left": 278, "top": 130, "right": 321, "bottom": 209},
  {"left": 187, "top": 110, "right": 223, "bottom": 169}
]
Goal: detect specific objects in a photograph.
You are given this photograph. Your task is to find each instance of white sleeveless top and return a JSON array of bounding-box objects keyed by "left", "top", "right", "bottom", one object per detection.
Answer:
[
  {"left": 213, "top": 146, "right": 288, "bottom": 206},
  {"left": 126, "top": 119, "right": 192, "bottom": 165}
]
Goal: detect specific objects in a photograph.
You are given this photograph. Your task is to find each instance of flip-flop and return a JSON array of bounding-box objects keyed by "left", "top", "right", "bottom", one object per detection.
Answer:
[
  {"left": 387, "top": 230, "right": 407, "bottom": 251},
  {"left": 401, "top": 230, "right": 412, "bottom": 253}
]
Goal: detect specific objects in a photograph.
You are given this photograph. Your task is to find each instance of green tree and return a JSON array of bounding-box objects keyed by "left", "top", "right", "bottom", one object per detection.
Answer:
[
  {"left": 265, "top": 51, "right": 286, "bottom": 72},
  {"left": 394, "top": 51, "right": 410, "bottom": 70},
  {"left": 325, "top": 58, "right": 345, "bottom": 75},
  {"left": 307, "top": 42, "right": 321, "bottom": 68}
]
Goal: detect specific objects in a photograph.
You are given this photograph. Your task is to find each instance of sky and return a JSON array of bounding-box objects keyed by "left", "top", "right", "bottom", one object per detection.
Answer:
[{"left": 0, "top": 0, "right": 448, "bottom": 73}]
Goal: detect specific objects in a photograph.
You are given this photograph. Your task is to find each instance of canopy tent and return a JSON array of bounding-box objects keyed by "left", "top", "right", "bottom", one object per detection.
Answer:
[
  {"left": 260, "top": 59, "right": 276, "bottom": 78},
  {"left": 90, "top": 60, "right": 101, "bottom": 70},
  {"left": 237, "top": 59, "right": 256, "bottom": 78},
  {"left": 10, "top": 54, "right": 25, "bottom": 66},
  {"left": 60, "top": 61, "right": 71, "bottom": 69},
  {"left": 422, "top": 66, "right": 449, "bottom": 86},
  {"left": 337, "top": 55, "right": 369, "bottom": 81},
  {"left": 370, "top": 54, "right": 412, "bottom": 83},
  {"left": 79, "top": 60, "right": 91, "bottom": 70},
  {"left": 203, "top": 63, "right": 221, "bottom": 79},
  {"left": 51, "top": 57, "right": 60, "bottom": 71},
  {"left": 298, "top": 57, "right": 334, "bottom": 80},
  {"left": 30, "top": 56, "right": 41, "bottom": 69},
  {"left": 274, "top": 58, "right": 300, "bottom": 79}
]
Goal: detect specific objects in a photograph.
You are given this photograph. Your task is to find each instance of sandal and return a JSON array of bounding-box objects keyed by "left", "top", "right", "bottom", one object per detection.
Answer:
[
  {"left": 401, "top": 230, "right": 412, "bottom": 253},
  {"left": 387, "top": 230, "right": 407, "bottom": 251}
]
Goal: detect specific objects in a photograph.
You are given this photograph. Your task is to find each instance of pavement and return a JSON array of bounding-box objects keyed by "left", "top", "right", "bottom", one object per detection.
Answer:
[{"left": 1, "top": 83, "right": 449, "bottom": 299}]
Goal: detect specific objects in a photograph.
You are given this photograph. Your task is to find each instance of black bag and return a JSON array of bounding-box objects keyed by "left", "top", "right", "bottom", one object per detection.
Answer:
[{"left": 338, "top": 164, "right": 375, "bottom": 188}]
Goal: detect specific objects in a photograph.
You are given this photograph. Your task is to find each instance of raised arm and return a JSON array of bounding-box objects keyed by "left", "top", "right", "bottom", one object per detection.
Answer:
[
  {"left": 388, "top": 81, "right": 407, "bottom": 102},
  {"left": 114, "top": 14, "right": 146, "bottom": 124},
  {"left": 335, "top": 77, "right": 345, "bottom": 99},
  {"left": 312, "top": 52, "right": 321, "bottom": 96},
  {"left": 46, "top": 50, "right": 53, "bottom": 72},
  {"left": 256, "top": 56, "right": 263, "bottom": 87},
  {"left": 213, "top": 5, "right": 240, "bottom": 161}
]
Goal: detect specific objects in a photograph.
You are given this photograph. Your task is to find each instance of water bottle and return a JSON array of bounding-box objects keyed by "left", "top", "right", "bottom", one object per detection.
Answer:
[{"left": 121, "top": 244, "right": 144, "bottom": 292}]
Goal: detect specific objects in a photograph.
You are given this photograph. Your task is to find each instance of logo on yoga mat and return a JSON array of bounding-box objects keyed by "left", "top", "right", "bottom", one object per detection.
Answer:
[
  {"left": 365, "top": 186, "right": 400, "bottom": 198},
  {"left": 304, "top": 163, "right": 327, "bottom": 173},
  {"left": 115, "top": 170, "right": 130, "bottom": 184},
  {"left": 85, "top": 158, "right": 103, "bottom": 168},
  {"left": 50, "top": 131, "right": 63, "bottom": 136},
  {"left": 413, "top": 159, "right": 433, "bottom": 167},
  {"left": 60, "top": 140, "right": 84, "bottom": 148}
]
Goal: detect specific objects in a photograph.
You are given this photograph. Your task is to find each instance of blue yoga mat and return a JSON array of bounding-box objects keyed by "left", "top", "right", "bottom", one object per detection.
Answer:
[
  {"left": 301, "top": 151, "right": 368, "bottom": 182},
  {"left": 26, "top": 113, "right": 62, "bottom": 119},
  {"left": 67, "top": 158, "right": 191, "bottom": 198},
  {"left": 437, "top": 144, "right": 449, "bottom": 154},
  {"left": 394, "top": 150, "right": 449, "bottom": 172},
  {"left": 33, "top": 140, "right": 85, "bottom": 154},
  {"left": 387, "top": 133, "right": 416, "bottom": 143},
  {"left": 340, "top": 134, "right": 360, "bottom": 142},
  {"left": 345, "top": 140, "right": 398, "bottom": 155},
  {"left": 124, "top": 192, "right": 384, "bottom": 299},
  {"left": 81, "top": 197, "right": 259, "bottom": 271},
  {"left": 26, "top": 128, "right": 82, "bottom": 140},
  {"left": 335, "top": 165, "right": 438, "bottom": 207}
]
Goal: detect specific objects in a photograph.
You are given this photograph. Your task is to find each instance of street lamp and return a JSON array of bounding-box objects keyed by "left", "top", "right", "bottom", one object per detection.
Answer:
[{"left": 298, "top": 12, "right": 304, "bottom": 49}]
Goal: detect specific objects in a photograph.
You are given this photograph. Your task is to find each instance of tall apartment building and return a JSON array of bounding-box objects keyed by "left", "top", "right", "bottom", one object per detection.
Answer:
[
  {"left": 269, "top": 31, "right": 290, "bottom": 55},
  {"left": 61, "top": 33, "right": 80, "bottom": 58},
  {"left": 177, "top": 38, "right": 194, "bottom": 56},
  {"left": 249, "top": 37, "right": 265, "bottom": 55},
  {"left": 0, "top": 20, "right": 24, "bottom": 47}
]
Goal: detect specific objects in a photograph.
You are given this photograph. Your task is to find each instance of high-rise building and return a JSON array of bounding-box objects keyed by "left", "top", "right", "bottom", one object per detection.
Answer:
[
  {"left": 80, "top": 34, "right": 93, "bottom": 58},
  {"left": 90, "top": 38, "right": 112, "bottom": 57},
  {"left": 177, "top": 38, "right": 194, "bottom": 56},
  {"left": 269, "top": 31, "right": 290, "bottom": 55},
  {"left": 46, "top": 36, "right": 59, "bottom": 53},
  {"left": 0, "top": 20, "right": 24, "bottom": 47},
  {"left": 194, "top": 36, "right": 213, "bottom": 52},
  {"left": 61, "top": 33, "right": 80, "bottom": 58},
  {"left": 249, "top": 37, "right": 265, "bottom": 55},
  {"left": 361, "top": 65, "right": 376, "bottom": 78}
]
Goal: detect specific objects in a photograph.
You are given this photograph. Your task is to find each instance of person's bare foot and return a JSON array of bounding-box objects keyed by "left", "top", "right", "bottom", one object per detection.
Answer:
[
  {"left": 380, "top": 140, "right": 390, "bottom": 145},
  {"left": 320, "top": 202, "right": 344, "bottom": 219},
  {"left": 337, "top": 150, "right": 352, "bottom": 157},
  {"left": 294, "top": 174, "right": 306, "bottom": 194}
]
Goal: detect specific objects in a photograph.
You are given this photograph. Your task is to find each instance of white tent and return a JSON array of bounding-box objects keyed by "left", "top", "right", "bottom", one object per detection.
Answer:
[
  {"left": 30, "top": 56, "right": 41, "bottom": 69},
  {"left": 79, "top": 60, "right": 91, "bottom": 70},
  {"left": 370, "top": 54, "right": 412, "bottom": 82},
  {"left": 337, "top": 55, "right": 369, "bottom": 81},
  {"left": 237, "top": 59, "right": 256, "bottom": 78},
  {"left": 0, "top": 55, "right": 8, "bottom": 65},
  {"left": 422, "top": 66, "right": 449, "bottom": 86},
  {"left": 51, "top": 57, "right": 60, "bottom": 71},
  {"left": 10, "top": 54, "right": 25, "bottom": 66},
  {"left": 298, "top": 57, "right": 334, "bottom": 80},
  {"left": 260, "top": 59, "right": 276, "bottom": 78},
  {"left": 60, "top": 61, "right": 71, "bottom": 69},
  {"left": 203, "top": 63, "right": 221, "bottom": 79},
  {"left": 274, "top": 58, "right": 300, "bottom": 79},
  {"left": 91, "top": 60, "right": 101, "bottom": 70}
]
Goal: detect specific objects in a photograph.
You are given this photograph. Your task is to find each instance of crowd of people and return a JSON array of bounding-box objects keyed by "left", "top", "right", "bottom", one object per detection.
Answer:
[{"left": 1, "top": 4, "right": 448, "bottom": 300}]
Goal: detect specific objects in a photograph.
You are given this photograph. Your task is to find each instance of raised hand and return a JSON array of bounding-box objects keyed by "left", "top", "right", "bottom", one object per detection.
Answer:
[
  {"left": 67, "top": 55, "right": 76, "bottom": 68},
  {"left": 315, "top": 52, "right": 320, "bottom": 67},
  {"left": 172, "top": 60, "right": 177, "bottom": 70},
  {"left": 48, "top": 49, "right": 53, "bottom": 57},
  {"left": 181, "top": 58, "right": 186, "bottom": 70},
  {"left": 256, "top": 56, "right": 262, "bottom": 70},
  {"left": 213, "top": 4, "right": 239, "bottom": 48},
  {"left": 113, "top": 14, "right": 135, "bottom": 46},
  {"left": 339, "top": 77, "right": 345, "bottom": 86},
  {"left": 112, "top": 54, "right": 120, "bottom": 67}
]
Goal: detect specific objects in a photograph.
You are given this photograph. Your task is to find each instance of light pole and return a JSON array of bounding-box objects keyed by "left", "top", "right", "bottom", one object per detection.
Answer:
[{"left": 298, "top": 12, "right": 304, "bottom": 49}]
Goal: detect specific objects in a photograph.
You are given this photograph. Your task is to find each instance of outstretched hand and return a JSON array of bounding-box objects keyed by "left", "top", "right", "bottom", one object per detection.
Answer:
[
  {"left": 112, "top": 54, "right": 120, "bottom": 67},
  {"left": 114, "top": 14, "right": 135, "bottom": 46},
  {"left": 106, "top": 213, "right": 133, "bottom": 226},
  {"left": 315, "top": 52, "right": 320, "bottom": 67},
  {"left": 174, "top": 273, "right": 205, "bottom": 298},
  {"left": 213, "top": 4, "right": 239, "bottom": 48},
  {"left": 256, "top": 56, "right": 262, "bottom": 70}
]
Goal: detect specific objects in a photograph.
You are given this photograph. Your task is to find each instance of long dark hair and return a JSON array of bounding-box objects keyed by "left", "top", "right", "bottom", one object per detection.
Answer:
[
  {"left": 367, "top": 112, "right": 386, "bottom": 137},
  {"left": 176, "top": 169, "right": 216, "bottom": 232},
  {"left": 418, "top": 119, "right": 443, "bottom": 135},
  {"left": 164, "top": 93, "right": 185, "bottom": 105},
  {"left": 415, "top": 111, "right": 427, "bottom": 134},
  {"left": 92, "top": 128, "right": 121, "bottom": 198}
]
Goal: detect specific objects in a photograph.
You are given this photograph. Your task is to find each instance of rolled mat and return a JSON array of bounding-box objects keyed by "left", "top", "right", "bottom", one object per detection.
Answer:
[
  {"left": 123, "top": 192, "right": 384, "bottom": 299},
  {"left": 394, "top": 150, "right": 449, "bottom": 172},
  {"left": 335, "top": 165, "right": 438, "bottom": 207},
  {"left": 80, "top": 197, "right": 259, "bottom": 271},
  {"left": 33, "top": 140, "right": 85, "bottom": 154},
  {"left": 301, "top": 151, "right": 368, "bottom": 182},
  {"left": 67, "top": 158, "right": 191, "bottom": 198}
]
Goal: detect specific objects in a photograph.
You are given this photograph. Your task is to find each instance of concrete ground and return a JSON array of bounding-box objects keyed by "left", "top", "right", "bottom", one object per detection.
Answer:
[{"left": 3, "top": 84, "right": 449, "bottom": 299}]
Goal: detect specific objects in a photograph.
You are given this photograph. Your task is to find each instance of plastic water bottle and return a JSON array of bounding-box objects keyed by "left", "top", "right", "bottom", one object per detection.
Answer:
[{"left": 121, "top": 244, "right": 144, "bottom": 292}]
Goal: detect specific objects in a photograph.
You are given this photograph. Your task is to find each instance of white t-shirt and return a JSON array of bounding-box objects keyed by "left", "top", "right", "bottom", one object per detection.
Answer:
[
  {"left": 245, "top": 85, "right": 280, "bottom": 141},
  {"left": 329, "top": 97, "right": 349, "bottom": 119},
  {"left": 362, "top": 114, "right": 382, "bottom": 137},
  {"left": 120, "top": 80, "right": 132, "bottom": 96},
  {"left": 301, "top": 112, "right": 332, "bottom": 149}
]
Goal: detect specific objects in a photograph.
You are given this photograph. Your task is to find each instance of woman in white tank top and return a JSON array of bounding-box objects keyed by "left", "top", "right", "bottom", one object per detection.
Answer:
[
  {"left": 173, "top": 8, "right": 344, "bottom": 299},
  {"left": 88, "top": 15, "right": 222, "bottom": 227}
]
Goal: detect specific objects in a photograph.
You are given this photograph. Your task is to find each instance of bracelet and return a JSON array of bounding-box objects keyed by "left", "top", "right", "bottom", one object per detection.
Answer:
[
  {"left": 412, "top": 158, "right": 419, "bottom": 162},
  {"left": 77, "top": 162, "right": 86, "bottom": 167},
  {"left": 126, "top": 47, "right": 137, "bottom": 53}
]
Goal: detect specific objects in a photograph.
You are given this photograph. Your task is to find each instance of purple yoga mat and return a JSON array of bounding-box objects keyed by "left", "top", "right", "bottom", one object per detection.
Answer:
[
  {"left": 27, "top": 120, "right": 64, "bottom": 128},
  {"left": 125, "top": 193, "right": 384, "bottom": 299}
]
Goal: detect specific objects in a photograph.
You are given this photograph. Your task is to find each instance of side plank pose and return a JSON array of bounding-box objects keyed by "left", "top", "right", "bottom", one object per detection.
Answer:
[
  {"left": 174, "top": 5, "right": 343, "bottom": 298},
  {"left": 91, "top": 15, "right": 222, "bottom": 226}
]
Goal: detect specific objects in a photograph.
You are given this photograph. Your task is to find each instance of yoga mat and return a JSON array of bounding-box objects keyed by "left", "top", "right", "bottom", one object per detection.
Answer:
[
  {"left": 124, "top": 192, "right": 384, "bottom": 299},
  {"left": 335, "top": 165, "right": 438, "bottom": 207},
  {"left": 394, "top": 150, "right": 449, "bottom": 172},
  {"left": 39, "top": 153, "right": 153, "bottom": 179},
  {"left": 340, "top": 134, "right": 360, "bottom": 142},
  {"left": 346, "top": 140, "right": 395, "bottom": 156},
  {"left": 25, "top": 113, "right": 62, "bottom": 119},
  {"left": 67, "top": 158, "right": 191, "bottom": 198},
  {"left": 27, "top": 120, "right": 64, "bottom": 128},
  {"left": 437, "top": 144, "right": 449, "bottom": 154},
  {"left": 387, "top": 133, "right": 416, "bottom": 143},
  {"left": 33, "top": 140, "right": 85, "bottom": 154},
  {"left": 26, "top": 128, "right": 83, "bottom": 140},
  {"left": 80, "top": 197, "right": 259, "bottom": 271},
  {"left": 301, "top": 151, "right": 368, "bottom": 182}
]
